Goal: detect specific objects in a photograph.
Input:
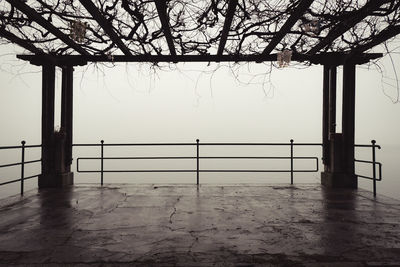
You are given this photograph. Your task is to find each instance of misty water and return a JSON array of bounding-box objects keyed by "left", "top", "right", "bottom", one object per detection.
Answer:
[{"left": 0, "top": 143, "right": 398, "bottom": 200}]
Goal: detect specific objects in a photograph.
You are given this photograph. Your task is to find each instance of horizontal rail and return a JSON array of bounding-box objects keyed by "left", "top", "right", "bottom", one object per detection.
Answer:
[
  {"left": 200, "top": 169, "right": 318, "bottom": 172},
  {"left": 77, "top": 156, "right": 319, "bottom": 173},
  {"left": 73, "top": 143, "right": 196, "bottom": 147},
  {"left": 0, "top": 159, "right": 41, "bottom": 168},
  {"left": 191, "top": 143, "right": 322, "bottom": 146},
  {"left": 77, "top": 156, "right": 318, "bottom": 160},
  {"left": 77, "top": 169, "right": 318, "bottom": 173},
  {"left": 76, "top": 170, "right": 318, "bottom": 175},
  {"left": 23, "top": 174, "right": 40, "bottom": 180},
  {"left": 73, "top": 142, "right": 323, "bottom": 147},
  {"left": 201, "top": 143, "right": 323, "bottom": 146},
  {"left": 355, "top": 160, "right": 382, "bottom": 181},
  {"left": 0, "top": 144, "right": 41, "bottom": 150},
  {"left": 0, "top": 141, "right": 377, "bottom": 149},
  {"left": 355, "top": 144, "right": 381, "bottom": 149},
  {"left": 0, "top": 178, "right": 21, "bottom": 186},
  {"left": 0, "top": 174, "right": 39, "bottom": 186}
]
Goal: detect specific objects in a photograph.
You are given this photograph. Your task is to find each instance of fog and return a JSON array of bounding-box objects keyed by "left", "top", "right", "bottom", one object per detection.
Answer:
[{"left": 1, "top": 43, "right": 399, "bottom": 199}]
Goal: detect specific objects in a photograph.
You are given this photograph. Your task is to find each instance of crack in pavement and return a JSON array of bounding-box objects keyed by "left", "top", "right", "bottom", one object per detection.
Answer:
[
  {"left": 169, "top": 207, "right": 177, "bottom": 224},
  {"left": 169, "top": 196, "right": 181, "bottom": 224},
  {"left": 188, "top": 230, "right": 199, "bottom": 253}
]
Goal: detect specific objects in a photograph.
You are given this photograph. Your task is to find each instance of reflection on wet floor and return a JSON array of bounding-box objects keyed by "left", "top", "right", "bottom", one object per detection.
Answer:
[{"left": 0, "top": 184, "right": 399, "bottom": 266}]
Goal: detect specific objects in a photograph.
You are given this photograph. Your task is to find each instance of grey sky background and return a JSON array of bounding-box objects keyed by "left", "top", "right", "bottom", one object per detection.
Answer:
[{"left": 0, "top": 43, "right": 399, "bottom": 198}]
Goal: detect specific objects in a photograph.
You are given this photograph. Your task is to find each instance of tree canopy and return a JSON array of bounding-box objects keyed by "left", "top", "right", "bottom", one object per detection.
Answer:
[{"left": 0, "top": 0, "right": 399, "bottom": 64}]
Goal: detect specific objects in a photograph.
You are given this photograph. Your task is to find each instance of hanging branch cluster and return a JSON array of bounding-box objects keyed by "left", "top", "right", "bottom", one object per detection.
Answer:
[{"left": 0, "top": 0, "right": 399, "bottom": 57}]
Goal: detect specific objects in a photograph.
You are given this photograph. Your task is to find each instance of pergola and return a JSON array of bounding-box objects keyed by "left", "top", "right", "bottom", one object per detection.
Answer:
[{"left": 1, "top": 0, "right": 400, "bottom": 188}]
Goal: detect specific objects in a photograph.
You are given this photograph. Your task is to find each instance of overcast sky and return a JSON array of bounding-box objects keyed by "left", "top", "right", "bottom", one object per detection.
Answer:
[{"left": 1, "top": 43, "right": 399, "bottom": 145}]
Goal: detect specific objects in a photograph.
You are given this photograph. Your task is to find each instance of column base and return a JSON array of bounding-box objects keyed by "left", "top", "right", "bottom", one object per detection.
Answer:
[
  {"left": 321, "top": 171, "right": 357, "bottom": 189},
  {"left": 39, "top": 172, "right": 74, "bottom": 188}
]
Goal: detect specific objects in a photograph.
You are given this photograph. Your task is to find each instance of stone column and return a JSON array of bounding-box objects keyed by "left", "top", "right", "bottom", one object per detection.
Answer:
[
  {"left": 58, "top": 65, "right": 74, "bottom": 185},
  {"left": 39, "top": 64, "right": 74, "bottom": 188},
  {"left": 321, "top": 62, "right": 357, "bottom": 188},
  {"left": 39, "top": 64, "right": 56, "bottom": 188}
]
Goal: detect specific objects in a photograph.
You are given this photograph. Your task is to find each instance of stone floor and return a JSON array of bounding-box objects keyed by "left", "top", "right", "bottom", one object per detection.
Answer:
[{"left": 0, "top": 184, "right": 400, "bottom": 266}]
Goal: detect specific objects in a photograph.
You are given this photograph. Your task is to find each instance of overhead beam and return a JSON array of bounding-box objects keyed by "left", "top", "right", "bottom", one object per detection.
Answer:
[
  {"left": 78, "top": 0, "right": 132, "bottom": 56},
  {"left": 262, "top": 0, "right": 314, "bottom": 55},
  {"left": 17, "top": 52, "right": 382, "bottom": 66},
  {"left": 217, "top": 0, "right": 238, "bottom": 55},
  {"left": 7, "top": 0, "right": 90, "bottom": 55},
  {"left": 308, "top": 0, "right": 392, "bottom": 55},
  {"left": 0, "top": 27, "right": 44, "bottom": 54},
  {"left": 154, "top": 0, "right": 176, "bottom": 56}
]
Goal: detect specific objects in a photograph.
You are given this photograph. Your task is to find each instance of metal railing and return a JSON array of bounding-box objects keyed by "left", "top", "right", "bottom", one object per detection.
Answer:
[
  {"left": 75, "top": 139, "right": 321, "bottom": 185},
  {"left": 0, "top": 141, "right": 41, "bottom": 195},
  {"left": 0, "top": 139, "right": 382, "bottom": 196},
  {"left": 355, "top": 140, "right": 382, "bottom": 197}
]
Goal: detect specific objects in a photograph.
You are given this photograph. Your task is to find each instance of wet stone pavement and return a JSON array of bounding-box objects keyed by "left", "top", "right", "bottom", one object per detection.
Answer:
[{"left": 0, "top": 184, "right": 399, "bottom": 266}]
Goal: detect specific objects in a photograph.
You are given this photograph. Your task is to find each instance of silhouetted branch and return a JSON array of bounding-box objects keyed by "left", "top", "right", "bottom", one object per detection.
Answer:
[{"left": 0, "top": 0, "right": 398, "bottom": 58}]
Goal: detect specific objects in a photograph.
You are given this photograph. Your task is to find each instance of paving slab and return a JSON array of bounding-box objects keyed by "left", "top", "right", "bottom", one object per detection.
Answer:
[{"left": 0, "top": 184, "right": 399, "bottom": 266}]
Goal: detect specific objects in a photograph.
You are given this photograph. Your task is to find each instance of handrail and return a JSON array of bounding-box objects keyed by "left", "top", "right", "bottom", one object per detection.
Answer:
[
  {"left": 354, "top": 140, "right": 382, "bottom": 197},
  {"left": 0, "top": 141, "right": 41, "bottom": 195},
  {"left": 73, "top": 142, "right": 323, "bottom": 146},
  {"left": 75, "top": 139, "right": 320, "bottom": 186},
  {"left": 77, "top": 157, "right": 319, "bottom": 172},
  {"left": 0, "top": 159, "right": 41, "bottom": 168},
  {"left": 355, "top": 160, "right": 382, "bottom": 181},
  {"left": 0, "top": 144, "right": 41, "bottom": 150},
  {"left": 355, "top": 144, "right": 381, "bottom": 149},
  {"left": 0, "top": 139, "right": 382, "bottom": 197}
]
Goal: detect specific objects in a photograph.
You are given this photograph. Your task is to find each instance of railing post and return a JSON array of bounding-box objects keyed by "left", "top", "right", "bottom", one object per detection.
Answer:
[
  {"left": 20, "top": 140, "right": 25, "bottom": 195},
  {"left": 290, "top": 139, "right": 294, "bottom": 185},
  {"left": 372, "top": 140, "right": 377, "bottom": 197},
  {"left": 101, "top": 140, "right": 104, "bottom": 186},
  {"left": 196, "top": 139, "right": 199, "bottom": 186}
]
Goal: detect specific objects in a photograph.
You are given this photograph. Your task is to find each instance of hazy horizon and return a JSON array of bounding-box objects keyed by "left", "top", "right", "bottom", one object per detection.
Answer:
[{"left": 1, "top": 43, "right": 400, "bottom": 200}]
